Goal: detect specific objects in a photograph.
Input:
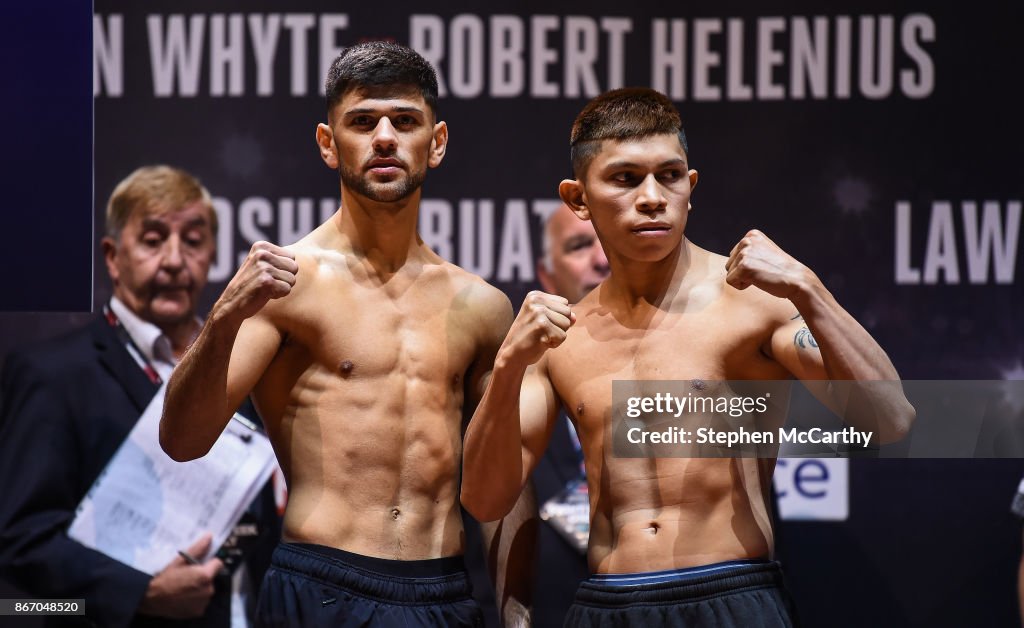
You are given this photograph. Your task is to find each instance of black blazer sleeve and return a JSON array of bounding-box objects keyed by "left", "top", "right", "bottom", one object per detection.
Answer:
[{"left": 0, "top": 346, "right": 151, "bottom": 628}]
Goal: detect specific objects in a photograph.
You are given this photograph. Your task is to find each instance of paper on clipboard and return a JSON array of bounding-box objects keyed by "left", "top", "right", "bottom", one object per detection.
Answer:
[{"left": 68, "top": 384, "right": 276, "bottom": 575}]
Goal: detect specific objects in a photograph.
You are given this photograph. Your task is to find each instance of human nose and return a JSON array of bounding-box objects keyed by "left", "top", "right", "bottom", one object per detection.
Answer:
[
  {"left": 636, "top": 174, "right": 667, "bottom": 214},
  {"left": 161, "top": 236, "right": 184, "bottom": 271},
  {"left": 372, "top": 117, "right": 398, "bottom": 153}
]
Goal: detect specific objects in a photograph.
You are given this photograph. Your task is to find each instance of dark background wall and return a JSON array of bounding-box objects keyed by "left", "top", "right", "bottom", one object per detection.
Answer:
[{"left": 1, "top": 2, "right": 1022, "bottom": 626}]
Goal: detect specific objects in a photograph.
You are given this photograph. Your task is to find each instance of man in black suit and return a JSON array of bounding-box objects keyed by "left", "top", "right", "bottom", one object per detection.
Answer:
[
  {"left": 0, "top": 165, "right": 278, "bottom": 627},
  {"left": 530, "top": 203, "right": 609, "bottom": 626}
]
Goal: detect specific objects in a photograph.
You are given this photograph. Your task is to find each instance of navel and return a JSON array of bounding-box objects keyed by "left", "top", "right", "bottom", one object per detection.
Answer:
[
  {"left": 646, "top": 522, "right": 660, "bottom": 535},
  {"left": 390, "top": 507, "right": 401, "bottom": 520}
]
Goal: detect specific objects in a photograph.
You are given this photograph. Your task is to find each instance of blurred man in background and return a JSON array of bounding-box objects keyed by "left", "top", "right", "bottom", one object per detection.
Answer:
[
  {"left": 537, "top": 203, "right": 610, "bottom": 305},
  {"left": 0, "top": 165, "right": 279, "bottom": 627}
]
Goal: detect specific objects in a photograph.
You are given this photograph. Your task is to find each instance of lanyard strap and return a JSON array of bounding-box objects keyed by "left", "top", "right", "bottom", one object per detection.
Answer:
[{"left": 104, "top": 303, "right": 162, "bottom": 386}]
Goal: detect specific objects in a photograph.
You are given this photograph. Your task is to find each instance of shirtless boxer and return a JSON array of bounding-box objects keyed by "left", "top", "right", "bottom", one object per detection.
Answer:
[
  {"left": 462, "top": 88, "right": 915, "bottom": 626},
  {"left": 160, "top": 42, "right": 516, "bottom": 626}
]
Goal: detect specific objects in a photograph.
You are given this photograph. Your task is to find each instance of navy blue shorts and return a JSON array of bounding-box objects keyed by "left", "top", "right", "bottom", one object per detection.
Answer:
[
  {"left": 255, "top": 542, "right": 484, "bottom": 627},
  {"left": 565, "top": 559, "right": 797, "bottom": 627}
]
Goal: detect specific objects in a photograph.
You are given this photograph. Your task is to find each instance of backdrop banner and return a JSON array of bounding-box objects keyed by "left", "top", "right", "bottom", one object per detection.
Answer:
[{"left": 3, "top": 2, "right": 1022, "bottom": 626}]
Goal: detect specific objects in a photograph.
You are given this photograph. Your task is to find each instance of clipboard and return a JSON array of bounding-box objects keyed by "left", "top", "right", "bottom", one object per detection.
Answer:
[{"left": 68, "top": 385, "right": 277, "bottom": 575}]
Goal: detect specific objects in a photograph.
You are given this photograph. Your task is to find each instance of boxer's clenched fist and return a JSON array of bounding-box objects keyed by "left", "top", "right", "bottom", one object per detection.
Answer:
[
  {"left": 724, "top": 229, "right": 815, "bottom": 299},
  {"left": 498, "top": 291, "right": 576, "bottom": 369},
  {"left": 211, "top": 241, "right": 298, "bottom": 325}
]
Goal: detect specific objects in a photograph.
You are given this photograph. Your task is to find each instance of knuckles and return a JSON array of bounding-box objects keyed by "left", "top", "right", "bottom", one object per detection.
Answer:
[
  {"left": 523, "top": 290, "right": 566, "bottom": 306},
  {"left": 523, "top": 291, "right": 547, "bottom": 308},
  {"left": 250, "top": 241, "right": 275, "bottom": 258},
  {"left": 247, "top": 241, "right": 298, "bottom": 270},
  {"left": 736, "top": 229, "right": 769, "bottom": 251}
]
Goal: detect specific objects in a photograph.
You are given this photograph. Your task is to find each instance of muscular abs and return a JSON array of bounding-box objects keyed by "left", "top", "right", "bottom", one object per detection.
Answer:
[
  {"left": 547, "top": 280, "right": 790, "bottom": 574},
  {"left": 252, "top": 254, "right": 480, "bottom": 560}
]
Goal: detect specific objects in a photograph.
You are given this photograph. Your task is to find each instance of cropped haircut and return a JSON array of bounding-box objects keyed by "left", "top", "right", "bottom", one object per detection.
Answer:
[
  {"left": 105, "top": 165, "right": 216, "bottom": 239},
  {"left": 569, "top": 87, "right": 689, "bottom": 178},
  {"left": 325, "top": 41, "right": 439, "bottom": 118}
]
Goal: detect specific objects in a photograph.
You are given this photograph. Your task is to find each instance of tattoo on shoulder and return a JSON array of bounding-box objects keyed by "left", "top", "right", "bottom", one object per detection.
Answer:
[
  {"left": 790, "top": 313, "right": 803, "bottom": 321},
  {"left": 794, "top": 326, "right": 818, "bottom": 349}
]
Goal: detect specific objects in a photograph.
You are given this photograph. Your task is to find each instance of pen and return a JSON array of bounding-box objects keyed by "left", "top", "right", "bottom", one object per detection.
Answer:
[
  {"left": 178, "top": 550, "right": 202, "bottom": 565},
  {"left": 232, "top": 413, "right": 258, "bottom": 431},
  {"left": 232, "top": 413, "right": 257, "bottom": 442}
]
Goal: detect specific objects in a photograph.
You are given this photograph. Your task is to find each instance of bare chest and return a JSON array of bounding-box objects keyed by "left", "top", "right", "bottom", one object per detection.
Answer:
[
  {"left": 284, "top": 275, "right": 479, "bottom": 384},
  {"left": 549, "top": 303, "right": 782, "bottom": 432}
]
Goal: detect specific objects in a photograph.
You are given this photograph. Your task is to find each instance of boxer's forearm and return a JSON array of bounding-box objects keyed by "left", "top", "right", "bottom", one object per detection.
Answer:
[
  {"left": 160, "top": 318, "right": 243, "bottom": 461},
  {"left": 793, "top": 280, "right": 915, "bottom": 442},
  {"left": 462, "top": 359, "right": 530, "bottom": 522}
]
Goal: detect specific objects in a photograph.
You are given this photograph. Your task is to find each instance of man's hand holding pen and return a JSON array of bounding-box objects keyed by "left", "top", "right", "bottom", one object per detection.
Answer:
[{"left": 139, "top": 533, "right": 224, "bottom": 619}]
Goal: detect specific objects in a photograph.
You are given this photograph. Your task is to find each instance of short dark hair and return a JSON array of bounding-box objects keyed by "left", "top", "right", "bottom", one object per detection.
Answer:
[
  {"left": 569, "top": 87, "right": 689, "bottom": 178},
  {"left": 325, "top": 41, "right": 439, "bottom": 118}
]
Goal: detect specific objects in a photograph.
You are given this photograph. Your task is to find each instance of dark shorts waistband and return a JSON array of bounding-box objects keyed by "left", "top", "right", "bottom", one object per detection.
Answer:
[
  {"left": 589, "top": 559, "right": 769, "bottom": 586},
  {"left": 269, "top": 542, "right": 473, "bottom": 605},
  {"left": 287, "top": 542, "right": 467, "bottom": 578},
  {"left": 575, "top": 559, "right": 785, "bottom": 607}
]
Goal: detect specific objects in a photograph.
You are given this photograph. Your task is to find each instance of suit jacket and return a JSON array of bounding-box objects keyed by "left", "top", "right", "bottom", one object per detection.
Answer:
[
  {"left": 530, "top": 414, "right": 590, "bottom": 627},
  {"left": 0, "top": 315, "right": 278, "bottom": 628}
]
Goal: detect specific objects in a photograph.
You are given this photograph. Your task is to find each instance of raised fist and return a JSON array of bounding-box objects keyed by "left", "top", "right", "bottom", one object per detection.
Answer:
[
  {"left": 498, "top": 290, "right": 576, "bottom": 369},
  {"left": 211, "top": 241, "right": 298, "bottom": 325},
  {"left": 725, "top": 230, "right": 815, "bottom": 299}
]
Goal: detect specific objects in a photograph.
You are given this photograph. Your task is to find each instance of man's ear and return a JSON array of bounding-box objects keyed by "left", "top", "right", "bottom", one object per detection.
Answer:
[
  {"left": 316, "top": 123, "right": 338, "bottom": 169},
  {"left": 102, "top": 237, "right": 120, "bottom": 283},
  {"left": 687, "top": 169, "right": 699, "bottom": 211},
  {"left": 559, "top": 179, "right": 590, "bottom": 221},
  {"left": 428, "top": 120, "right": 448, "bottom": 168}
]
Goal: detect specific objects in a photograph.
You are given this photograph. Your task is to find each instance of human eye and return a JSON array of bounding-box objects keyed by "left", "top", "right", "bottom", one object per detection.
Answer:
[
  {"left": 141, "top": 232, "right": 163, "bottom": 247},
  {"left": 658, "top": 171, "right": 687, "bottom": 186},
  {"left": 392, "top": 114, "right": 421, "bottom": 130},
  {"left": 610, "top": 171, "right": 637, "bottom": 185},
  {"left": 183, "top": 232, "right": 205, "bottom": 248},
  {"left": 350, "top": 114, "right": 375, "bottom": 127},
  {"left": 566, "top": 236, "right": 593, "bottom": 253}
]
